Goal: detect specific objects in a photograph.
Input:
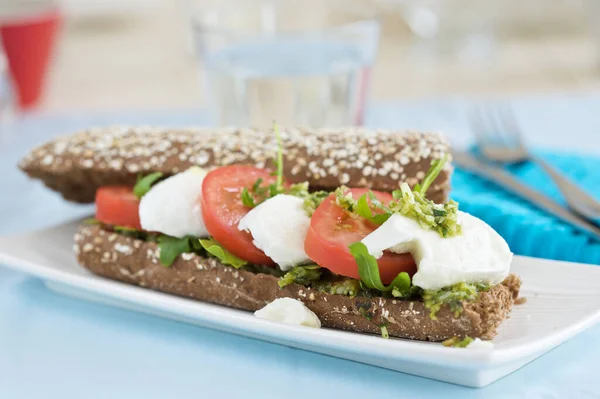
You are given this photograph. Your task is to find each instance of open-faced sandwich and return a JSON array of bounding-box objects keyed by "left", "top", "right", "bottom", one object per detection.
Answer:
[{"left": 19, "top": 126, "right": 520, "bottom": 343}]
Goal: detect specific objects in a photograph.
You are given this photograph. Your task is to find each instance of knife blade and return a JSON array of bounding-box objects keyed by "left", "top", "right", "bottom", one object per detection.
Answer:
[{"left": 452, "top": 150, "right": 600, "bottom": 241}]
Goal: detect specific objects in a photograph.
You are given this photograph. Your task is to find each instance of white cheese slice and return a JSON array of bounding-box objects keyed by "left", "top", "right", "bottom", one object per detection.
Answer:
[
  {"left": 254, "top": 298, "right": 321, "bottom": 328},
  {"left": 139, "top": 167, "right": 209, "bottom": 238},
  {"left": 238, "top": 194, "right": 311, "bottom": 270},
  {"left": 361, "top": 211, "right": 512, "bottom": 290}
]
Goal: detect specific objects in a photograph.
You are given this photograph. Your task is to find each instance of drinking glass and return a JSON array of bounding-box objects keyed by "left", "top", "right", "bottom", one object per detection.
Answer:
[{"left": 191, "top": 0, "right": 381, "bottom": 127}]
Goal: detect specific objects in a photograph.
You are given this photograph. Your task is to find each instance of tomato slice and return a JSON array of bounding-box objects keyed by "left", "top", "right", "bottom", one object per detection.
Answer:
[
  {"left": 95, "top": 186, "right": 142, "bottom": 230},
  {"left": 201, "top": 165, "right": 280, "bottom": 265},
  {"left": 304, "top": 188, "right": 416, "bottom": 284}
]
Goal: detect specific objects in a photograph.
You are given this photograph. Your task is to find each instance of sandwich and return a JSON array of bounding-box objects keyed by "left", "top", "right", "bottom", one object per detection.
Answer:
[{"left": 19, "top": 126, "right": 520, "bottom": 343}]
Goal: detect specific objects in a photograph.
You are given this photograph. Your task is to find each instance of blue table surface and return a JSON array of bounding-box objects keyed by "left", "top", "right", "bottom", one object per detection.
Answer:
[{"left": 1, "top": 96, "right": 599, "bottom": 399}]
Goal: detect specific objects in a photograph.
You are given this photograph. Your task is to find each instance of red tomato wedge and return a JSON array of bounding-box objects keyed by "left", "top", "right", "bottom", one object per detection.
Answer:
[
  {"left": 201, "top": 165, "right": 281, "bottom": 265},
  {"left": 304, "top": 188, "right": 416, "bottom": 284},
  {"left": 95, "top": 186, "right": 142, "bottom": 230}
]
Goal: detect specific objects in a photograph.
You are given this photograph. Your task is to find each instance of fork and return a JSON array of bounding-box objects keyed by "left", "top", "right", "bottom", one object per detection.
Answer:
[{"left": 469, "top": 103, "right": 600, "bottom": 223}]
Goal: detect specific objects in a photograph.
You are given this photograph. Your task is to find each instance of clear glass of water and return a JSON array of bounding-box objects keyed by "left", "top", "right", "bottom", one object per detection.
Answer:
[{"left": 191, "top": 0, "right": 380, "bottom": 127}]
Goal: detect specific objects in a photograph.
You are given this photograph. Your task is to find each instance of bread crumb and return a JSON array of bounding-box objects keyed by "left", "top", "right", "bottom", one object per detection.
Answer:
[
  {"left": 181, "top": 253, "right": 194, "bottom": 261},
  {"left": 514, "top": 297, "right": 527, "bottom": 305}
]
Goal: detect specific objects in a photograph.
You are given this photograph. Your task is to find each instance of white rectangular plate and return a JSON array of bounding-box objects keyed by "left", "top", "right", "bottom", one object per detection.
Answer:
[{"left": 1, "top": 219, "right": 599, "bottom": 388}]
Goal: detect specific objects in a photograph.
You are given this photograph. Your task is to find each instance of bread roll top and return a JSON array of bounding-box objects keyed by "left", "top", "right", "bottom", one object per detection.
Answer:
[{"left": 19, "top": 126, "right": 452, "bottom": 203}]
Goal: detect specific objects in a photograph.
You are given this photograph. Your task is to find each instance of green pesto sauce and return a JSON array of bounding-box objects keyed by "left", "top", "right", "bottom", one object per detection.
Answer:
[
  {"left": 422, "top": 282, "right": 491, "bottom": 320},
  {"left": 442, "top": 336, "right": 474, "bottom": 348},
  {"left": 279, "top": 265, "right": 361, "bottom": 297},
  {"left": 302, "top": 190, "right": 330, "bottom": 216},
  {"left": 389, "top": 183, "right": 461, "bottom": 238}
]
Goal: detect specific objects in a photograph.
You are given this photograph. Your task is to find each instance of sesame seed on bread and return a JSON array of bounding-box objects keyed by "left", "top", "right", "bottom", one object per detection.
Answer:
[
  {"left": 19, "top": 126, "right": 452, "bottom": 203},
  {"left": 76, "top": 224, "right": 520, "bottom": 341}
]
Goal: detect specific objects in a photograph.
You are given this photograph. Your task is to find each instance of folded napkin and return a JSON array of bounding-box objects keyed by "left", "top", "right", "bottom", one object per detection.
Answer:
[{"left": 451, "top": 151, "right": 600, "bottom": 265}]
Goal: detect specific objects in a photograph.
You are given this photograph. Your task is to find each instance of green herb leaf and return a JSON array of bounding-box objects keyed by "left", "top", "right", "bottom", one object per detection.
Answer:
[
  {"left": 349, "top": 242, "right": 387, "bottom": 291},
  {"left": 268, "top": 182, "right": 280, "bottom": 197},
  {"left": 356, "top": 194, "right": 374, "bottom": 219},
  {"left": 252, "top": 178, "right": 264, "bottom": 192},
  {"left": 241, "top": 188, "right": 257, "bottom": 208},
  {"left": 336, "top": 189, "right": 391, "bottom": 225},
  {"left": 157, "top": 235, "right": 191, "bottom": 266},
  {"left": 238, "top": 124, "right": 290, "bottom": 207},
  {"left": 349, "top": 242, "right": 412, "bottom": 295},
  {"left": 83, "top": 218, "right": 100, "bottom": 225},
  {"left": 133, "top": 172, "right": 163, "bottom": 198},
  {"left": 417, "top": 154, "right": 448, "bottom": 195},
  {"left": 370, "top": 212, "right": 392, "bottom": 225},
  {"left": 199, "top": 237, "right": 247, "bottom": 268},
  {"left": 390, "top": 272, "right": 412, "bottom": 298}
]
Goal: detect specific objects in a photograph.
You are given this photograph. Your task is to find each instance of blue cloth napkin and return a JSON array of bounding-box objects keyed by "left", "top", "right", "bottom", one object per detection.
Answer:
[{"left": 452, "top": 151, "right": 600, "bottom": 264}]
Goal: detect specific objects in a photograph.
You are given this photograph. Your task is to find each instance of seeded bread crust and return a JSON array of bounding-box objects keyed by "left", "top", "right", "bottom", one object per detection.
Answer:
[
  {"left": 76, "top": 225, "right": 520, "bottom": 341},
  {"left": 19, "top": 126, "right": 452, "bottom": 204}
]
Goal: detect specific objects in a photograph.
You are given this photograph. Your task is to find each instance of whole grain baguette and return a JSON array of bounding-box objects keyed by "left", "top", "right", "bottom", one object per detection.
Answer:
[
  {"left": 76, "top": 224, "right": 520, "bottom": 341},
  {"left": 19, "top": 126, "right": 452, "bottom": 204}
]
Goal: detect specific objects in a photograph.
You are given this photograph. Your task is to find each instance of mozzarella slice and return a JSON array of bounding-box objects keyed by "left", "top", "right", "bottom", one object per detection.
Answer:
[
  {"left": 254, "top": 298, "right": 321, "bottom": 328},
  {"left": 361, "top": 211, "right": 512, "bottom": 290},
  {"left": 238, "top": 194, "right": 311, "bottom": 270},
  {"left": 139, "top": 167, "right": 209, "bottom": 238}
]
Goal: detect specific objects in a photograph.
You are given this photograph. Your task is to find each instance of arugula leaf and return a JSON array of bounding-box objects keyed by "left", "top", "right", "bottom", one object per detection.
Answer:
[
  {"left": 349, "top": 242, "right": 386, "bottom": 290},
  {"left": 371, "top": 213, "right": 392, "bottom": 225},
  {"left": 348, "top": 242, "right": 412, "bottom": 297},
  {"left": 157, "top": 235, "right": 191, "bottom": 266},
  {"left": 356, "top": 194, "right": 374, "bottom": 219},
  {"left": 133, "top": 172, "right": 163, "bottom": 198},
  {"left": 252, "top": 178, "right": 264, "bottom": 192},
  {"left": 390, "top": 272, "right": 412, "bottom": 298},
  {"left": 239, "top": 124, "right": 289, "bottom": 207},
  {"left": 417, "top": 154, "right": 448, "bottom": 195},
  {"left": 199, "top": 237, "right": 247, "bottom": 268},
  {"left": 342, "top": 192, "right": 391, "bottom": 226},
  {"left": 241, "top": 188, "right": 257, "bottom": 208}
]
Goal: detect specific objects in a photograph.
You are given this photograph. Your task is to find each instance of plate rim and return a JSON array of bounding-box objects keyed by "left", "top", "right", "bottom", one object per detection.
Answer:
[{"left": 0, "top": 220, "right": 599, "bottom": 371}]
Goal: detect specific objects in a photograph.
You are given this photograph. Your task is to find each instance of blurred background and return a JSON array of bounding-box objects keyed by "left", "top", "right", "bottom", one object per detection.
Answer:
[{"left": 1, "top": 0, "right": 598, "bottom": 124}]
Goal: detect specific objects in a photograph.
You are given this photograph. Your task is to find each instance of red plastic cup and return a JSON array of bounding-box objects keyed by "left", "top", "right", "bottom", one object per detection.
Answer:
[{"left": 0, "top": 4, "right": 60, "bottom": 109}]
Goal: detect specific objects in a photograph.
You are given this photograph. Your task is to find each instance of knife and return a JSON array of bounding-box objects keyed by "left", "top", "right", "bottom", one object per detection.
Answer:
[{"left": 451, "top": 150, "right": 600, "bottom": 241}]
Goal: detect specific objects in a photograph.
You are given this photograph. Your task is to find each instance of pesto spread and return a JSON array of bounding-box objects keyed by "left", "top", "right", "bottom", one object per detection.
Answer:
[
  {"left": 422, "top": 281, "right": 490, "bottom": 319},
  {"left": 442, "top": 336, "right": 474, "bottom": 348}
]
